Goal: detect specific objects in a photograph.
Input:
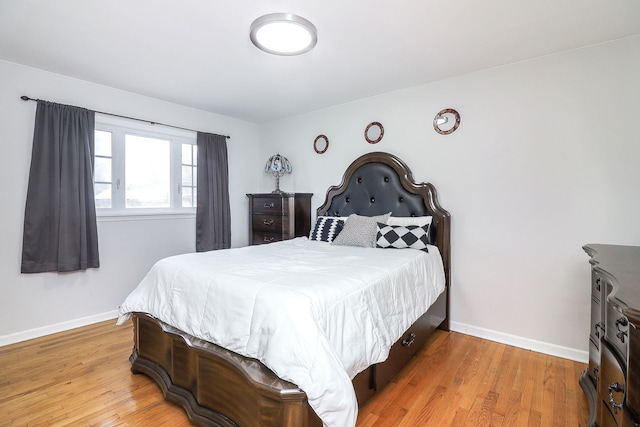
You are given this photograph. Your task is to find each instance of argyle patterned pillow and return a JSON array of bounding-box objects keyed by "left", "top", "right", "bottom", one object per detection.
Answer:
[
  {"left": 376, "top": 222, "right": 429, "bottom": 251},
  {"left": 309, "top": 216, "right": 345, "bottom": 242}
]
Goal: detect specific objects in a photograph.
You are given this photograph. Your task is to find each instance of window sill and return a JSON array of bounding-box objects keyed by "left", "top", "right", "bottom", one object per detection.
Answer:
[{"left": 96, "top": 209, "right": 196, "bottom": 222}]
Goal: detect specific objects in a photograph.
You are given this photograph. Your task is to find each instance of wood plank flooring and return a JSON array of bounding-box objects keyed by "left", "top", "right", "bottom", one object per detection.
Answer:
[{"left": 0, "top": 319, "right": 589, "bottom": 426}]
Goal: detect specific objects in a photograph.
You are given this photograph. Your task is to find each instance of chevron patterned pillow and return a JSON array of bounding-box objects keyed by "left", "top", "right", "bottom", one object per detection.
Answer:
[{"left": 309, "top": 216, "right": 345, "bottom": 242}]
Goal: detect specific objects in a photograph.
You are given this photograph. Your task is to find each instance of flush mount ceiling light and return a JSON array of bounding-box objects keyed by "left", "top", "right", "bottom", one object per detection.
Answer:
[{"left": 250, "top": 13, "right": 317, "bottom": 56}]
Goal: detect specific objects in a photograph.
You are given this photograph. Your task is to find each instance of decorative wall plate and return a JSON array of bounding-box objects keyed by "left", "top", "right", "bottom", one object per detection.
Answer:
[
  {"left": 433, "top": 109, "right": 460, "bottom": 135},
  {"left": 364, "top": 122, "right": 384, "bottom": 144},
  {"left": 314, "top": 134, "right": 329, "bottom": 154}
]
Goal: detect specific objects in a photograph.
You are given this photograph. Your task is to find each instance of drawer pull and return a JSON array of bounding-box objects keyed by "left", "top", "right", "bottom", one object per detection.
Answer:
[
  {"left": 401, "top": 332, "right": 416, "bottom": 347},
  {"left": 616, "top": 317, "right": 628, "bottom": 343},
  {"left": 263, "top": 219, "right": 274, "bottom": 226},
  {"left": 595, "top": 322, "right": 604, "bottom": 338},
  {"left": 263, "top": 236, "right": 275, "bottom": 243},
  {"left": 608, "top": 382, "right": 624, "bottom": 413},
  {"left": 596, "top": 277, "right": 601, "bottom": 291},
  {"left": 263, "top": 202, "right": 275, "bottom": 208}
]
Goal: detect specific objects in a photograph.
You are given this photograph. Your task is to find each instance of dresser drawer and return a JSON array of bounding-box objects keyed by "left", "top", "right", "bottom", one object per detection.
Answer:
[
  {"left": 251, "top": 231, "right": 283, "bottom": 245},
  {"left": 247, "top": 193, "right": 312, "bottom": 246},
  {"left": 589, "top": 337, "right": 600, "bottom": 388},
  {"left": 251, "top": 215, "right": 287, "bottom": 233},
  {"left": 627, "top": 326, "right": 640, "bottom": 424},
  {"left": 606, "top": 302, "right": 629, "bottom": 362},
  {"left": 599, "top": 343, "right": 626, "bottom": 427},
  {"left": 251, "top": 197, "right": 290, "bottom": 215},
  {"left": 599, "top": 401, "right": 618, "bottom": 427},
  {"left": 593, "top": 272, "right": 604, "bottom": 302},
  {"left": 592, "top": 295, "right": 602, "bottom": 344}
]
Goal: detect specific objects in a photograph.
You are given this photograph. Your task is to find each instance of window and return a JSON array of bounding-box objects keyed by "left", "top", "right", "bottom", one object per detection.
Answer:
[
  {"left": 94, "top": 115, "right": 197, "bottom": 215},
  {"left": 181, "top": 143, "right": 197, "bottom": 208},
  {"left": 94, "top": 130, "right": 113, "bottom": 208}
]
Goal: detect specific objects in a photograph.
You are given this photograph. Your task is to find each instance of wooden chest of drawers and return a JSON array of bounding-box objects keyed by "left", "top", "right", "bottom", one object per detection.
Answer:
[
  {"left": 247, "top": 193, "right": 312, "bottom": 245},
  {"left": 581, "top": 244, "right": 640, "bottom": 427}
]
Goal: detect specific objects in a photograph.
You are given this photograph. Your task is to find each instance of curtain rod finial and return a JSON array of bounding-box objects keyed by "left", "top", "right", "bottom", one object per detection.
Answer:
[{"left": 21, "top": 96, "right": 30, "bottom": 101}]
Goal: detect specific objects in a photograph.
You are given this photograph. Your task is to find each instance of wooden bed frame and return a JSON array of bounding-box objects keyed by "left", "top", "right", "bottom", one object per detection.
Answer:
[{"left": 128, "top": 151, "right": 451, "bottom": 426}]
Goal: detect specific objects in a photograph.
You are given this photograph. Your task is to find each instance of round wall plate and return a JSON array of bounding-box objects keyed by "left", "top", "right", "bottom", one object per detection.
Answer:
[
  {"left": 314, "top": 134, "right": 329, "bottom": 154},
  {"left": 433, "top": 109, "right": 460, "bottom": 135},
  {"left": 364, "top": 122, "right": 384, "bottom": 144}
]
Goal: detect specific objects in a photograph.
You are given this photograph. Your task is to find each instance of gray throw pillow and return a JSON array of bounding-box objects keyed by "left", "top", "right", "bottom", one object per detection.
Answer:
[{"left": 331, "top": 213, "right": 391, "bottom": 248}]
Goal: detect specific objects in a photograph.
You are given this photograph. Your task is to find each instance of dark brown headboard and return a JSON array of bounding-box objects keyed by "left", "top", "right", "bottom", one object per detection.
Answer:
[{"left": 316, "top": 151, "right": 451, "bottom": 296}]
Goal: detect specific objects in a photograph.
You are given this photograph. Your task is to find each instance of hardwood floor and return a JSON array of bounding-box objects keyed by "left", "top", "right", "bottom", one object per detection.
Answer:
[{"left": 0, "top": 319, "right": 589, "bottom": 426}]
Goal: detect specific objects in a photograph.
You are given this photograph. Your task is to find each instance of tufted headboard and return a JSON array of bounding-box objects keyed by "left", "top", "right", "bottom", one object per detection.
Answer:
[{"left": 316, "top": 152, "right": 451, "bottom": 292}]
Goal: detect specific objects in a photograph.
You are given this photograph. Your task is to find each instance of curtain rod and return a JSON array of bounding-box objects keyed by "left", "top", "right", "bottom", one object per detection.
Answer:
[{"left": 20, "top": 96, "right": 230, "bottom": 139}]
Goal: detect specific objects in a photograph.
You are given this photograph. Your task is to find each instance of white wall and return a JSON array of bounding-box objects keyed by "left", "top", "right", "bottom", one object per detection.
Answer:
[
  {"left": 259, "top": 36, "right": 640, "bottom": 361},
  {"left": 3, "top": 36, "right": 639, "bottom": 359},
  {"left": 0, "top": 60, "right": 261, "bottom": 343}
]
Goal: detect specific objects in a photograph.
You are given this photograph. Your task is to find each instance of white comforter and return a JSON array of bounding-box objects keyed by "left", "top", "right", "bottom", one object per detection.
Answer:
[{"left": 117, "top": 237, "right": 445, "bottom": 427}]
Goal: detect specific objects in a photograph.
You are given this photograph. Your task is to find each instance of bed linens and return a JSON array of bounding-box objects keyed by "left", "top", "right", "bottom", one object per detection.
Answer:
[{"left": 117, "top": 237, "right": 445, "bottom": 427}]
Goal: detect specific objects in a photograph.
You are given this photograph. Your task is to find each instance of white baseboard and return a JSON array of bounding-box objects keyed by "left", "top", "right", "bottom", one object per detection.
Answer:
[
  {"left": 0, "top": 310, "right": 119, "bottom": 347},
  {"left": 1, "top": 312, "right": 590, "bottom": 364},
  {"left": 450, "top": 321, "right": 589, "bottom": 363}
]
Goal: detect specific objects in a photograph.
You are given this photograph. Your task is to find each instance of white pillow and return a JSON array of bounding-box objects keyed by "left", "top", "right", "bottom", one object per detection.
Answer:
[{"left": 387, "top": 216, "right": 432, "bottom": 227}]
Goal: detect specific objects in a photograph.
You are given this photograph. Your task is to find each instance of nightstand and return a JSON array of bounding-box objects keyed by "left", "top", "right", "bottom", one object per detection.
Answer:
[{"left": 247, "top": 193, "right": 312, "bottom": 245}]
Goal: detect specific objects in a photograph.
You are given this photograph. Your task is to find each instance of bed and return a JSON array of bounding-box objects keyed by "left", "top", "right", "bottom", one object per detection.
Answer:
[{"left": 117, "top": 151, "right": 451, "bottom": 427}]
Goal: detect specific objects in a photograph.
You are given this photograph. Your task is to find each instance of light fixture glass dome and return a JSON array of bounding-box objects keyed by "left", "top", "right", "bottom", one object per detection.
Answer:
[{"left": 250, "top": 13, "right": 317, "bottom": 56}]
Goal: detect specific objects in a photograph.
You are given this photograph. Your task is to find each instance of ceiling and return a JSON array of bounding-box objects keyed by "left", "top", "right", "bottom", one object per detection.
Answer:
[{"left": 1, "top": 0, "right": 639, "bottom": 123}]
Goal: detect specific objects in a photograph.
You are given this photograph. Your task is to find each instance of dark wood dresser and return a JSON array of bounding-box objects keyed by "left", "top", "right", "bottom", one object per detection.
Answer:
[
  {"left": 247, "top": 193, "right": 312, "bottom": 245},
  {"left": 581, "top": 244, "right": 640, "bottom": 427}
]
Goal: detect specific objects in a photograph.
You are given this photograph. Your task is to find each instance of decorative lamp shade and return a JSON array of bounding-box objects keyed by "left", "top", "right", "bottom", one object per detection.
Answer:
[{"left": 264, "top": 153, "right": 292, "bottom": 193}]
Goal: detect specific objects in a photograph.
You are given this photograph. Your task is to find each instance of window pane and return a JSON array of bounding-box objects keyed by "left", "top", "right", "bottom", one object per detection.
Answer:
[
  {"left": 95, "top": 157, "right": 111, "bottom": 182},
  {"left": 95, "top": 183, "right": 112, "bottom": 208},
  {"left": 95, "top": 131, "right": 112, "bottom": 157},
  {"left": 193, "top": 166, "right": 197, "bottom": 186},
  {"left": 182, "top": 187, "right": 193, "bottom": 207},
  {"left": 125, "top": 134, "right": 170, "bottom": 208},
  {"left": 182, "top": 144, "right": 192, "bottom": 165},
  {"left": 182, "top": 165, "right": 192, "bottom": 186}
]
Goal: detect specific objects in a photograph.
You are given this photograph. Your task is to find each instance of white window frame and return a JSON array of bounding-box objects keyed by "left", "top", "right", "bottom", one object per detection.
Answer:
[{"left": 95, "top": 114, "right": 197, "bottom": 219}]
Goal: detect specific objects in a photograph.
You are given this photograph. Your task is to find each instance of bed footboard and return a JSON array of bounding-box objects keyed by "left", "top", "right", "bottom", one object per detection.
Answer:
[
  {"left": 129, "top": 289, "right": 446, "bottom": 427},
  {"left": 131, "top": 313, "right": 320, "bottom": 427}
]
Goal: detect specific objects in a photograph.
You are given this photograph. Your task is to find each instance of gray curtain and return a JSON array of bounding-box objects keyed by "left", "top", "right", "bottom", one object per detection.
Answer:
[
  {"left": 196, "top": 132, "right": 231, "bottom": 251},
  {"left": 21, "top": 101, "right": 99, "bottom": 273}
]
